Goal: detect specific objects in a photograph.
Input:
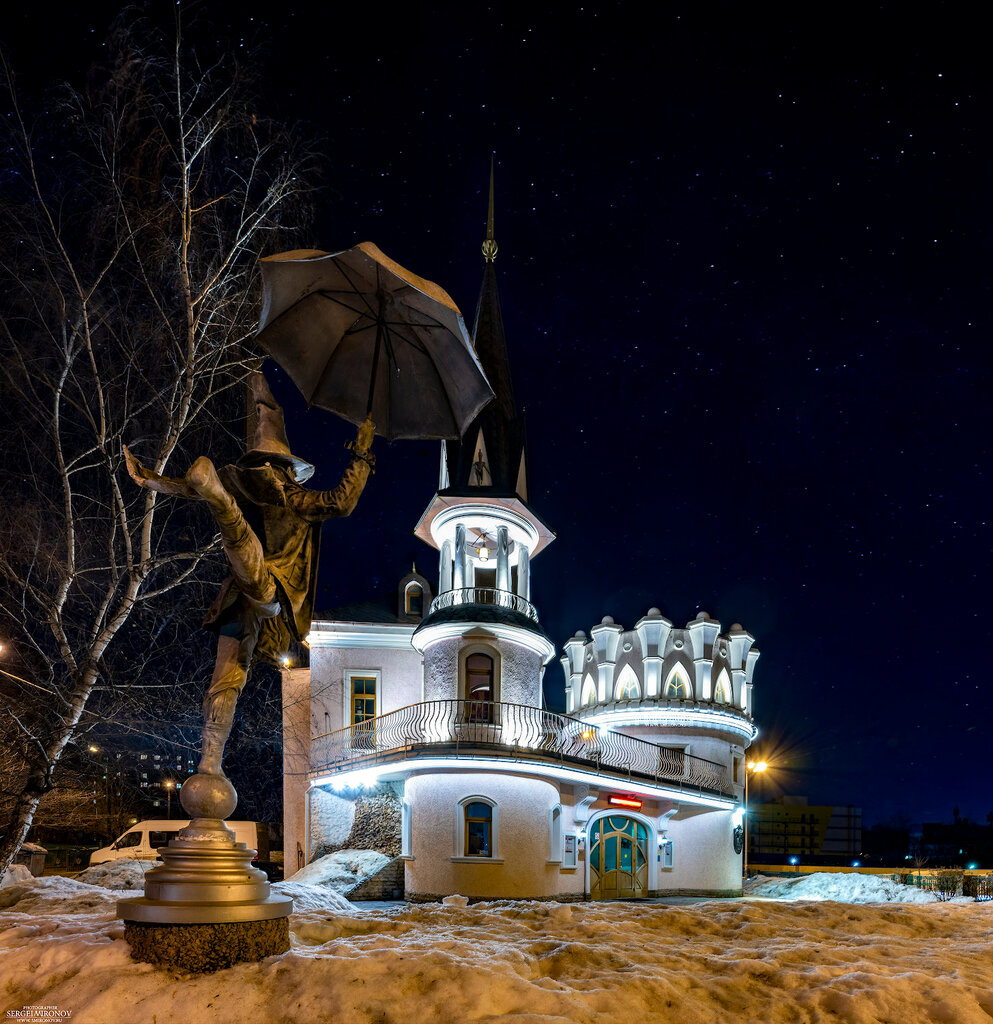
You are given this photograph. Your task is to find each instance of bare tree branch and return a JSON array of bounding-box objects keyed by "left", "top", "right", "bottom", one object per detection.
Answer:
[{"left": 0, "top": 10, "right": 317, "bottom": 877}]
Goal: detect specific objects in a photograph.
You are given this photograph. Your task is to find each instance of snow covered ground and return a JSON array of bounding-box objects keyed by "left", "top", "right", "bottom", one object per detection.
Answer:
[{"left": 1, "top": 871, "right": 991, "bottom": 1024}]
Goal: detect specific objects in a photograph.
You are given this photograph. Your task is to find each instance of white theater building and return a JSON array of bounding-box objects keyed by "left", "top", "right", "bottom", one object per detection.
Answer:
[{"left": 281, "top": 217, "right": 760, "bottom": 900}]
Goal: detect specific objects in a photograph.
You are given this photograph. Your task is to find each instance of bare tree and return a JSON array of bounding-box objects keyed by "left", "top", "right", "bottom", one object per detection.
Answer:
[{"left": 0, "top": 11, "right": 316, "bottom": 878}]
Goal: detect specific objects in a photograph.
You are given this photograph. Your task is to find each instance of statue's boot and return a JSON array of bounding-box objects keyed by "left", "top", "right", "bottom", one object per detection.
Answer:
[
  {"left": 186, "top": 457, "right": 276, "bottom": 605},
  {"left": 122, "top": 446, "right": 200, "bottom": 499}
]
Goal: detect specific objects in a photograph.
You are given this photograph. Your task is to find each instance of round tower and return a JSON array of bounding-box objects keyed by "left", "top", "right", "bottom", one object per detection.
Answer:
[
  {"left": 412, "top": 164, "right": 555, "bottom": 698},
  {"left": 561, "top": 608, "right": 759, "bottom": 796}
]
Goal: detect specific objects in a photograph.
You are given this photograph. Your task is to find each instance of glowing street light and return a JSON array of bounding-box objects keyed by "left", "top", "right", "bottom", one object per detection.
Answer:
[{"left": 163, "top": 779, "right": 176, "bottom": 819}]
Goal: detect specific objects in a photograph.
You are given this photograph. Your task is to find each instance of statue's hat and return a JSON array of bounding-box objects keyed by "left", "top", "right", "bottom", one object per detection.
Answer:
[{"left": 238, "top": 372, "right": 315, "bottom": 483}]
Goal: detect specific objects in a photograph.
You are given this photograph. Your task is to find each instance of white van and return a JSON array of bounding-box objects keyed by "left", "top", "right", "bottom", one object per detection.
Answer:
[{"left": 88, "top": 820, "right": 263, "bottom": 865}]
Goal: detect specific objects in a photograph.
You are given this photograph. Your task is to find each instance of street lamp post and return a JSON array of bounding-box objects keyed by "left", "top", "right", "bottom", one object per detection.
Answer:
[
  {"left": 744, "top": 759, "right": 768, "bottom": 879},
  {"left": 164, "top": 780, "right": 175, "bottom": 819}
]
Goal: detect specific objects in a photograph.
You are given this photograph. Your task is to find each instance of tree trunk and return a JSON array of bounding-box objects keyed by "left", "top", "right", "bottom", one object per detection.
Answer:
[{"left": 0, "top": 771, "right": 52, "bottom": 881}]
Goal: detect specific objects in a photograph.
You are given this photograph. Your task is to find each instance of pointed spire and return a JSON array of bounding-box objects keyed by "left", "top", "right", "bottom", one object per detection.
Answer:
[
  {"left": 482, "top": 156, "right": 498, "bottom": 263},
  {"left": 442, "top": 160, "right": 524, "bottom": 497}
]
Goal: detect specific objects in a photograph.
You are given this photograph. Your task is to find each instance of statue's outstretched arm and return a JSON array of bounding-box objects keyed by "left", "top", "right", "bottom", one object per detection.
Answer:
[
  {"left": 123, "top": 446, "right": 200, "bottom": 499},
  {"left": 288, "top": 417, "right": 375, "bottom": 521}
]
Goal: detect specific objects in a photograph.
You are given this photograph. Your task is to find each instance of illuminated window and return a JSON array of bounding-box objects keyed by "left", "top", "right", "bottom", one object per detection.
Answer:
[
  {"left": 581, "top": 675, "right": 598, "bottom": 707},
  {"left": 350, "top": 676, "right": 377, "bottom": 725},
  {"left": 466, "top": 653, "right": 494, "bottom": 722},
  {"left": 464, "top": 801, "right": 492, "bottom": 856},
  {"left": 614, "top": 666, "right": 640, "bottom": 701},
  {"left": 405, "top": 583, "right": 423, "bottom": 616},
  {"left": 713, "top": 669, "right": 731, "bottom": 704},
  {"left": 664, "top": 664, "right": 691, "bottom": 699}
]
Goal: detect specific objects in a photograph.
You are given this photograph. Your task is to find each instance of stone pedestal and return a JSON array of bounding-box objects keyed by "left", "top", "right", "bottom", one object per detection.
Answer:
[{"left": 118, "top": 772, "right": 292, "bottom": 972}]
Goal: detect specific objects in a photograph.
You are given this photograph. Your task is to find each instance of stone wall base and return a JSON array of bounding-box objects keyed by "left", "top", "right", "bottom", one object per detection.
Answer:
[
  {"left": 405, "top": 890, "right": 589, "bottom": 904},
  {"left": 347, "top": 857, "right": 405, "bottom": 901},
  {"left": 650, "top": 888, "right": 743, "bottom": 898},
  {"left": 124, "top": 917, "right": 289, "bottom": 972}
]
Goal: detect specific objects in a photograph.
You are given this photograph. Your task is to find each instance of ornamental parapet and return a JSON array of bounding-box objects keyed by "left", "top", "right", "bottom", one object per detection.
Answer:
[{"left": 309, "top": 698, "right": 732, "bottom": 798}]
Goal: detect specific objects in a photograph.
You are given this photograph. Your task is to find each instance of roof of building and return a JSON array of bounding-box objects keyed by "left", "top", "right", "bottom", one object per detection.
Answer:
[{"left": 443, "top": 167, "right": 529, "bottom": 499}]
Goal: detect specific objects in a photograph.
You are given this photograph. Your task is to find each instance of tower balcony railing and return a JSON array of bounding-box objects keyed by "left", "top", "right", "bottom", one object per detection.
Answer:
[
  {"left": 310, "top": 699, "right": 732, "bottom": 798},
  {"left": 429, "top": 587, "right": 538, "bottom": 622}
]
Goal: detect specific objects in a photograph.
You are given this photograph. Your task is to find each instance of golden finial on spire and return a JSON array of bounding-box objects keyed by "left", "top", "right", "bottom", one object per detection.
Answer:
[{"left": 482, "top": 155, "right": 498, "bottom": 262}]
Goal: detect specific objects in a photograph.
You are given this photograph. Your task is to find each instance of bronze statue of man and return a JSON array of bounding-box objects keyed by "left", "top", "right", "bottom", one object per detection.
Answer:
[{"left": 124, "top": 372, "right": 374, "bottom": 781}]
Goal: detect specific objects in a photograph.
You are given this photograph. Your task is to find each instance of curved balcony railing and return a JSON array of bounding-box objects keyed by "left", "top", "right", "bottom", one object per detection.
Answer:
[
  {"left": 310, "top": 699, "right": 731, "bottom": 798},
  {"left": 429, "top": 587, "right": 538, "bottom": 622}
]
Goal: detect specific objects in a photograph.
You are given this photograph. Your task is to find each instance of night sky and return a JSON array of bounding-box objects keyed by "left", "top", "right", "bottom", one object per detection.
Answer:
[{"left": 5, "top": 5, "right": 991, "bottom": 827}]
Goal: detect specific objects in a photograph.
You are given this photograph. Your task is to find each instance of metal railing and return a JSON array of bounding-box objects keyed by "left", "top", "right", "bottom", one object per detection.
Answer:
[
  {"left": 429, "top": 587, "right": 538, "bottom": 622},
  {"left": 310, "top": 699, "right": 732, "bottom": 797}
]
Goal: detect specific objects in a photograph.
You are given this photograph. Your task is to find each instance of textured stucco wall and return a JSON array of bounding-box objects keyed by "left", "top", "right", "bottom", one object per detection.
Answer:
[
  {"left": 496, "top": 642, "right": 543, "bottom": 706},
  {"left": 281, "top": 667, "right": 311, "bottom": 880},
  {"left": 422, "top": 634, "right": 543, "bottom": 705},
  {"left": 405, "top": 771, "right": 561, "bottom": 899},
  {"left": 661, "top": 807, "right": 742, "bottom": 894},
  {"left": 422, "top": 638, "right": 459, "bottom": 701},
  {"left": 310, "top": 645, "right": 423, "bottom": 733}
]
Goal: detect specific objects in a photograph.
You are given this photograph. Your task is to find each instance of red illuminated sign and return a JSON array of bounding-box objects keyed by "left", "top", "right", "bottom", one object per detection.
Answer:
[{"left": 608, "top": 795, "right": 643, "bottom": 809}]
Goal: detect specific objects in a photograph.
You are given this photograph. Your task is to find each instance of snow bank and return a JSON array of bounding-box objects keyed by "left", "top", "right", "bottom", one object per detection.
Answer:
[
  {"left": 0, "top": 874, "right": 139, "bottom": 915},
  {"left": 270, "top": 881, "right": 353, "bottom": 913},
  {"left": 291, "top": 849, "right": 389, "bottom": 890},
  {"left": 0, "top": 864, "right": 33, "bottom": 888},
  {"left": 744, "top": 871, "right": 964, "bottom": 904},
  {"left": 2, "top": 873, "right": 993, "bottom": 1024},
  {"left": 77, "top": 860, "right": 158, "bottom": 890}
]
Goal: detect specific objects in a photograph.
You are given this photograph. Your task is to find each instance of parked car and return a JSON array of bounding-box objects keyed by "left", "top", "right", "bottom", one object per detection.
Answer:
[{"left": 88, "top": 820, "right": 264, "bottom": 865}]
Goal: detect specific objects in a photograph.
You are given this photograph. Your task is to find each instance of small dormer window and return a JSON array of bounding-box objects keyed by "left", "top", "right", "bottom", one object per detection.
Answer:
[{"left": 405, "top": 583, "right": 423, "bottom": 616}]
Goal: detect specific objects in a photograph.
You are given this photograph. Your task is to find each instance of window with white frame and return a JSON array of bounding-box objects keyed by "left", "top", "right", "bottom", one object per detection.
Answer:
[
  {"left": 548, "top": 804, "right": 563, "bottom": 862},
  {"left": 460, "top": 645, "right": 500, "bottom": 722},
  {"left": 456, "top": 796, "right": 499, "bottom": 859}
]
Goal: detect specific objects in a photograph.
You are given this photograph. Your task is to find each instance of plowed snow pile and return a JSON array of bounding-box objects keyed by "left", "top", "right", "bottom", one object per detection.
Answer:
[
  {"left": 744, "top": 870, "right": 966, "bottom": 903},
  {"left": 1, "top": 871, "right": 991, "bottom": 1023}
]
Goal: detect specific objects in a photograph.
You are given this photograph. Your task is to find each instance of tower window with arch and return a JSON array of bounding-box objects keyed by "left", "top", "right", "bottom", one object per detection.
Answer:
[
  {"left": 663, "top": 664, "right": 691, "bottom": 700},
  {"left": 581, "top": 675, "right": 598, "bottom": 707},
  {"left": 458, "top": 796, "right": 498, "bottom": 858},
  {"left": 614, "top": 665, "right": 641, "bottom": 702},
  {"left": 713, "top": 668, "right": 732, "bottom": 704},
  {"left": 404, "top": 583, "right": 423, "bottom": 616},
  {"left": 466, "top": 652, "right": 495, "bottom": 722}
]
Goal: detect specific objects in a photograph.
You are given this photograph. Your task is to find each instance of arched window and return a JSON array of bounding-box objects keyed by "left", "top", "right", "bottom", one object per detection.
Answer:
[
  {"left": 614, "top": 665, "right": 641, "bottom": 701},
  {"left": 404, "top": 583, "right": 423, "bottom": 616},
  {"left": 581, "top": 674, "right": 598, "bottom": 707},
  {"left": 713, "top": 668, "right": 731, "bottom": 704},
  {"left": 466, "top": 653, "right": 494, "bottom": 722},
  {"left": 462, "top": 799, "right": 496, "bottom": 857},
  {"left": 664, "top": 664, "right": 691, "bottom": 699}
]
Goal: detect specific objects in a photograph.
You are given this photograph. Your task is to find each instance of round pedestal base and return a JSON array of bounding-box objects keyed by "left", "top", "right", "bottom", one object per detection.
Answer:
[{"left": 123, "top": 917, "right": 289, "bottom": 972}]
